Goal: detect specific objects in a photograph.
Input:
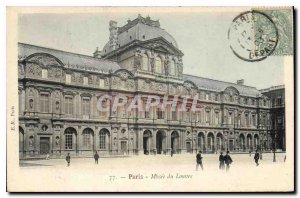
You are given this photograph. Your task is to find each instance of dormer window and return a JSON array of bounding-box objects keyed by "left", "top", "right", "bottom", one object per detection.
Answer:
[
  {"left": 142, "top": 35, "right": 145, "bottom": 39},
  {"left": 83, "top": 77, "right": 88, "bottom": 85},
  {"left": 42, "top": 69, "right": 48, "bottom": 79},
  {"left": 130, "top": 36, "right": 132, "bottom": 40}
]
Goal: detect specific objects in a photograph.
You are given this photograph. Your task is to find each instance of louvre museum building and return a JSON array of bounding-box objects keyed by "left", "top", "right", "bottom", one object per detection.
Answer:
[{"left": 18, "top": 15, "right": 285, "bottom": 158}]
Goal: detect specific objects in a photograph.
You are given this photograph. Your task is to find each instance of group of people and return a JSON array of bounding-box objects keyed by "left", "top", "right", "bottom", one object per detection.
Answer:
[
  {"left": 196, "top": 150, "right": 261, "bottom": 171},
  {"left": 65, "top": 151, "right": 100, "bottom": 167}
]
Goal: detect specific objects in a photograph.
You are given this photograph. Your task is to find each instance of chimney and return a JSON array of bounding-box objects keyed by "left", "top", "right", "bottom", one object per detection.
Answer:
[
  {"left": 93, "top": 47, "right": 102, "bottom": 59},
  {"left": 109, "top": 20, "right": 118, "bottom": 50},
  {"left": 237, "top": 79, "right": 244, "bottom": 85}
]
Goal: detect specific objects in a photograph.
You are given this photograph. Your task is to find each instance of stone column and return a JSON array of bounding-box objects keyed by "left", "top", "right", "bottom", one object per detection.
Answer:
[{"left": 138, "top": 129, "right": 143, "bottom": 155}]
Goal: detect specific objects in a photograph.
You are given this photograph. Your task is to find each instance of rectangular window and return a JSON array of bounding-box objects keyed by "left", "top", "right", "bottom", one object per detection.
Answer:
[
  {"left": 206, "top": 93, "right": 209, "bottom": 100},
  {"left": 40, "top": 93, "right": 49, "bottom": 113},
  {"left": 42, "top": 69, "right": 48, "bottom": 79},
  {"left": 206, "top": 111, "right": 210, "bottom": 123},
  {"left": 82, "top": 98, "right": 90, "bottom": 116},
  {"left": 252, "top": 114, "right": 256, "bottom": 126},
  {"left": 277, "top": 97, "right": 282, "bottom": 105},
  {"left": 66, "top": 74, "right": 71, "bottom": 84},
  {"left": 65, "top": 96, "right": 73, "bottom": 115},
  {"left": 83, "top": 77, "right": 88, "bottom": 85},
  {"left": 172, "top": 110, "right": 177, "bottom": 121},
  {"left": 157, "top": 108, "right": 163, "bottom": 119},
  {"left": 145, "top": 111, "right": 150, "bottom": 119},
  {"left": 99, "top": 78, "right": 105, "bottom": 88},
  {"left": 215, "top": 112, "right": 219, "bottom": 124},
  {"left": 245, "top": 114, "right": 249, "bottom": 126},
  {"left": 228, "top": 113, "right": 232, "bottom": 124}
]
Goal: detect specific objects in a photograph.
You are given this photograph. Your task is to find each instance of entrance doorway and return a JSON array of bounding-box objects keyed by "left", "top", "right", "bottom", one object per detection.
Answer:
[
  {"left": 186, "top": 142, "right": 192, "bottom": 153},
  {"left": 143, "top": 130, "right": 152, "bottom": 154},
  {"left": 40, "top": 137, "right": 50, "bottom": 155},
  {"left": 229, "top": 139, "right": 234, "bottom": 151},
  {"left": 171, "top": 131, "right": 179, "bottom": 153},
  {"left": 156, "top": 131, "right": 166, "bottom": 154},
  {"left": 121, "top": 141, "right": 127, "bottom": 155}
]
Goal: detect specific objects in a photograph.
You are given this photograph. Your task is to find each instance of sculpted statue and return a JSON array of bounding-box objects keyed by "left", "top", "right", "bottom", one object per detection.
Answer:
[
  {"left": 134, "top": 49, "right": 142, "bottom": 69},
  {"left": 164, "top": 56, "right": 170, "bottom": 75}
]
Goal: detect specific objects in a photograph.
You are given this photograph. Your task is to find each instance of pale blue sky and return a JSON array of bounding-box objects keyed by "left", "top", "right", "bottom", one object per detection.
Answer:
[{"left": 18, "top": 11, "right": 284, "bottom": 89}]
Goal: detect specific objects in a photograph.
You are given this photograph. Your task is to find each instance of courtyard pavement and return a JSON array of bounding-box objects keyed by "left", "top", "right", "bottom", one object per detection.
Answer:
[{"left": 13, "top": 152, "right": 293, "bottom": 192}]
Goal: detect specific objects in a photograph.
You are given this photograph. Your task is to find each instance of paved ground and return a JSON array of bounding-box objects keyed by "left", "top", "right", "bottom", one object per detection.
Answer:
[{"left": 12, "top": 153, "right": 293, "bottom": 192}]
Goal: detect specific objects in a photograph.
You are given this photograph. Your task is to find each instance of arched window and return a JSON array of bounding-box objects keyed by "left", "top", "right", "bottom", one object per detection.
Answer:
[
  {"left": 155, "top": 56, "right": 162, "bottom": 73},
  {"left": 169, "top": 60, "right": 176, "bottom": 76},
  {"left": 142, "top": 53, "right": 149, "bottom": 71},
  {"left": 82, "top": 128, "right": 93, "bottom": 149},
  {"left": 99, "top": 129, "right": 109, "bottom": 149},
  {"left": 64, "top": 128, "right": 76, "bottom": 150}
]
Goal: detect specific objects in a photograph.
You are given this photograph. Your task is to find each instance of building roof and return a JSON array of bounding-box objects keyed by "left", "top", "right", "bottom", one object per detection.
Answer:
[
  {"left": 102, "top": 15, "right": 178, "bottom": 55},
  {"left": 18, "top": 43, "right": 121, "bottom": 73},
  {"left": 183, "top": 74, "right": 262, "bottom": 97}
]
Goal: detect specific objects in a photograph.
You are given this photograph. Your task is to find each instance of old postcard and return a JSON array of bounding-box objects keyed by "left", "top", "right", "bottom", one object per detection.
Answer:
[{"left": 7, "top": 7, "right": 294, "bottom": 192}]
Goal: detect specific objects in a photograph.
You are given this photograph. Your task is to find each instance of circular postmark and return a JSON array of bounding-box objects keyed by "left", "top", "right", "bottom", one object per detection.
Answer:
[{"left": 228, "top": 11, "right": 278, "bottom": 62}]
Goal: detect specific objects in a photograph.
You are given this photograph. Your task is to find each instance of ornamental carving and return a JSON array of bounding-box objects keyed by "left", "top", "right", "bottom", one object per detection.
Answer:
[{"left": 28, "top": 54, "right": 62, "bottom": 67}]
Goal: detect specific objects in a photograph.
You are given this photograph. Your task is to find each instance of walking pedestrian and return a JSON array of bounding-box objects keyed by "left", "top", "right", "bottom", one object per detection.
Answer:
[
  {"left": 66, "top": 153, "right": 71, "bottom": 167},
  {"left": 94, "top": 151, "right": 99, "bottom": 164},
  {"left": 219, "top": 152, "right": 225, "bottom": 170},
  {"left": 254, "top": 150, "right": 260, "bottom": 166},
  {"left": 196, "top": 151, "right": 204, "bottom": 171},
  {"left": 224, "top": 151, "right": 232, "bottom": 172}
]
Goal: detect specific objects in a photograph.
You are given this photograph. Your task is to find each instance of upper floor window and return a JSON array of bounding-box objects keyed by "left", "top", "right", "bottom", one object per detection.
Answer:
[
  {"left": 277, "top": 96, "right": 282, "bottom": 105},
  {"left": 40, "top": 93, "right": 49, "bottom": 113},
  {"left": 83, "top": 77, "right": 88, "bottom": 85},
  {"left": 169, "top": 60, "right": 176, "bottom": 76},
  {"left": 142, "top": 54, "right": 149, "bottom": 71},
  {"left": 65, "top": 96, "right": 73, "bottom": 115},
  {"left": 205, "top": 110, "right": 210, "bottom": 123},
  {"left": 66, "top": 74, "right": 71, "bottom": 84},
  {"left": 206, "top": 93, "right": 209, "bottom": 100},
  {"left": 99, "top": 78, "right": 105, "bottom": 88},
  {"left": 157, "top": 108, "right": 164, "bottom": 119},
  {"left": 215, "top": 112, "right": 219, "bottom": 124},
  {"left": 82, "top": 98, "right": 90, "bottom": 116},
  {"left": 245, "top": 98, "right": 248, "bottom": 105},
  {"left": 172, "top": 110, "right": 177, "bottom": 121},
  {"left": 155, "top": 56, "right": 162, "bottom": 74},
  {"left": 42, "top": 69, "right": 48, "bottom": 79},
  {"left": 263, "top": 100, "right": 267, "bottom": 106},
  {"left": 252, "top": 99, "right": 255, "bottom": 105}
]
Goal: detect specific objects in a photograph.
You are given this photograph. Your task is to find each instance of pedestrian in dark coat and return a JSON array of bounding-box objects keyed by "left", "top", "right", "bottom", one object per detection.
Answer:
[
  {"left": 196, "top": 151, "right": 204, "bottom": 171},
  {"left": 94, "top": 151, "right": 99, "bottom": 164},
  {"left": 219, "top": 152, "right": 225, "bottom": 170},
  {"left": 224, "top": 151, "right": 232, "bottom": 172},
  {"left": 254, "top": 150, "right": 260, "bottom": 166},
  {"left": 66, "top": 153, "right": 71, "bottom": 167}
]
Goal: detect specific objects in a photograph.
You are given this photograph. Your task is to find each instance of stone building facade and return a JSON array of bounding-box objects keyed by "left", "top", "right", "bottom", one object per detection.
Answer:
[
  {"left": 260, "top": 85, "right": 286, "bottom": 151},
  {"left": 18, "top": 15, "right": 276, "bottom": 158}
]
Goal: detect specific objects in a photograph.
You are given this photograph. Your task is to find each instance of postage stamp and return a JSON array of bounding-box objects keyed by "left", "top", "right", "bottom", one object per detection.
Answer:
[{"left": 254, "top": 8, "right": 294, "bottom": 56}]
